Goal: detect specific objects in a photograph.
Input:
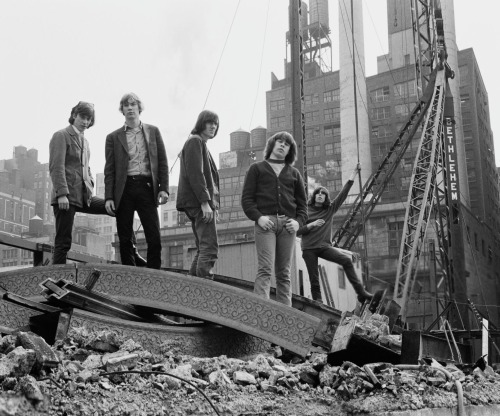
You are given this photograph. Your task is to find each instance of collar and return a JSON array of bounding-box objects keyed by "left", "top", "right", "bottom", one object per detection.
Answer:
[
  {"left": 123, "top": 121, "right": 143, "bottom": 131},
  {"left": 267, "top": 158, "right": 286, "bottom": 164},
  {"left": 72, "top": 125, "right": 83, "bottom": 136}
]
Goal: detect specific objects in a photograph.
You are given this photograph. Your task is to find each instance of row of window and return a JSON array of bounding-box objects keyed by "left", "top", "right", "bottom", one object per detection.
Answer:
[
  {"left": 270, "top": 89, "right": 340, "bottom": 112},
  {"left": 371, "top": 80, "right": 417, "bottom": 103}
]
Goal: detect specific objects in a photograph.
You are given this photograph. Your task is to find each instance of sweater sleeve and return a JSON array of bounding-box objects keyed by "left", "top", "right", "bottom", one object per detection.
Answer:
[
  {"left": 296, "top": 223, "right": 311, "bottom": 236},
  {"left": 330, "top": 179, "right": 354, "bottom": 213},
  {"left": 294, "top": 170, "right": 308, "bottom": 227},
  {"left": 241, "top": 164, "right": 262, "bottom": 221}
]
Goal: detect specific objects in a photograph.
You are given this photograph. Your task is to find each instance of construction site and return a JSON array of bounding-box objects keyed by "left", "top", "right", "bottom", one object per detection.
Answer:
[{"left": 1, "top": 0, "right": 500, "bottom": 415}]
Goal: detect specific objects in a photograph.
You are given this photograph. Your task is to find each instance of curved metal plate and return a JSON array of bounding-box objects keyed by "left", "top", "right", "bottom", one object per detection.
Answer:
[
  {"left": 0, "top": 265, "right": 76, "bottom": 297},
  {"left": 77, "top": 264, "right": 320, "bottom": 356}
]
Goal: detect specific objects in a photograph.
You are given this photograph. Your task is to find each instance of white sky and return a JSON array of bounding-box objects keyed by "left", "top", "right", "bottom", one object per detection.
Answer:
[{"left": 1, "top": 0, "right": 499, "bottom": 186}]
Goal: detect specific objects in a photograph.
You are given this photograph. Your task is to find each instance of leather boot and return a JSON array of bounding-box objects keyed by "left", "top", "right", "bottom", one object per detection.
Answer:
[
  {"left": 133, "top": 247, "right": 147, "bottom": 267},
  {"left": 345, "top": 267, "right": 373, "bottom": 303}
]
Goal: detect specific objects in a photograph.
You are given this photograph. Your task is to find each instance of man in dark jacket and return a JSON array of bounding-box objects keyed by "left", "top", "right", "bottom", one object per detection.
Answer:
[
  {"left": 104, "top": 93, "right": 169, "bottom": 269},
  {"left": 177, "top": 110, "right": 220, "bottom": 279}
]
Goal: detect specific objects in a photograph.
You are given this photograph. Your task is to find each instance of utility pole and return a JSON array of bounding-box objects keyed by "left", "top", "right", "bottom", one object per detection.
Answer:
[{"left": 289, "top": 0, "right": 307, "bottom": 189}]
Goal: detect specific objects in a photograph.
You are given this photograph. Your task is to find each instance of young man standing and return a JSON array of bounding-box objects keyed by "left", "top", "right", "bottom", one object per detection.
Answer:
[
  {"left": 104, "top": 93, "right": 169, "bottom": 269},
  {"left": 177, "top": 110, "right": 220, "bottom": 279},
  {"left": 242, "top": 131, "right": 307, "bottom": 306}
]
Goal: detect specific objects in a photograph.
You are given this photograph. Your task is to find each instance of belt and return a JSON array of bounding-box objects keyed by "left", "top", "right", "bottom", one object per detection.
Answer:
[{"left": 127, "top": 175, "right": 152, "bottom": 181}]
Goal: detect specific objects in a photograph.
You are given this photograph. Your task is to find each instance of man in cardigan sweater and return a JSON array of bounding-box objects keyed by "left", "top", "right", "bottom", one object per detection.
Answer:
[{"left": 242, "top": 132, "right": 307, "bottom": 306}]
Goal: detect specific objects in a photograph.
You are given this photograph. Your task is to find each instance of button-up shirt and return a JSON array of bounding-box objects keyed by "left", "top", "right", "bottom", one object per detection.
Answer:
[{"left": 125, "top": 123, "right": 151, "bottom": 176}]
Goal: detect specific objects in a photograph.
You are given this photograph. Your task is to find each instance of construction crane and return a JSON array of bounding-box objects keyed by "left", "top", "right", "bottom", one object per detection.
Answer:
[{"left": 332, "top": 0, "right": 464, "bottom": 323}]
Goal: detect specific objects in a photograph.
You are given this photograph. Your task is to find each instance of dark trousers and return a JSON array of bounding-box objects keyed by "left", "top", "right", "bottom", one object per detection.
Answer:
[
  {"left": 53, "top": 196, "right": 107, "bottom": 264},
  {"left": 302, "top": 246, "right": 360, "bottom": 301},
  {"left": 185, "top": 207, "right": 218, "bottom": 277},
  {"left": 116, "top": 176, "right": 161, "bottom": 269}
]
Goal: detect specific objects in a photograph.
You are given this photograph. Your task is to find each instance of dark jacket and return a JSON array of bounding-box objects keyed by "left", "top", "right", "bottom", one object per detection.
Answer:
[
  {"left": 241, "top": 160, "right": 307, "bottom": 226},
  {"left": 104, "top": 123, "right": 169, "bottom": 210},
  {"left": 49, "top": 125, "right": 94, "bottom": 208},
  {"left": 176, "top": 134, "right": 220, "bottom": 211}
]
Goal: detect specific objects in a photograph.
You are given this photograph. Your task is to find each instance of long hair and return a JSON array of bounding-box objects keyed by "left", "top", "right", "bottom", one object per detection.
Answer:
[
  {"left": 308, "top": 186, "right": 331, "bottom": 208},
  {"left": 191, "top": 110, "right": 219, "bottom": 137},
  {"left": 119, "top": 92, "right": 144, "bottom": 114},
  {"left": 68, "top": 101, "right": 95, "bottom": 127},
  {"left": 263, "top": 131, "right": 297, "bottom": 165}
]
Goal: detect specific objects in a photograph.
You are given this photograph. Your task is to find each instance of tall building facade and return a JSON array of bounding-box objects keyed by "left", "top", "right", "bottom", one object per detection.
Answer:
[{"left": 262, "top": 0, "right": 500, "bottom": 327}]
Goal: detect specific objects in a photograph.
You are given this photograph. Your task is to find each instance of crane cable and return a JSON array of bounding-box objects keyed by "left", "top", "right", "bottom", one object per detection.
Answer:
[
  {"left": 339, "top": 0, "right": 371, "bottom": 286},
  {"left": 169, "top": 0, "right": 242, "bottom": 176}
]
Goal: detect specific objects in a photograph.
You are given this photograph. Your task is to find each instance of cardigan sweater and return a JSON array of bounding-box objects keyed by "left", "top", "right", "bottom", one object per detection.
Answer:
[
  {"left": 297, "top": 179, "right": 354, "bottom": 250},
  {"left": 241, "top": 160, "right": 307, "bottom": 226}
]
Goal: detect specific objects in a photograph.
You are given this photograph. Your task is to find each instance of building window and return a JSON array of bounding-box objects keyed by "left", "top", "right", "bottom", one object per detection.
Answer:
[
  {"left": 305, "top": 111, "right": 319, "bottom": 123},
  {"left": 270, "top": 99, "right": 285, "bottom": 111},
  {"left": 325, "top": 144, "right": 334, "bottom": 155},
  {"left": 324, "top": 89, "right": 340, "bottom": 103},
  {"left": 324, "top": 108, "right": 340, "bottom": 122},
  {"left": 304, "top": 93, "right": 319, "bottom": 107},
  {"left": 372, "top": 107, "right": 390, "bottom": 120},
  {"left": 169, "top": 245, "right": 183, "bottom": 268},
  {"left": 270, "top": 116, "right": 287, "bottom": 128},
  {"left": 327, "top": 179, "right": 342, "bottom": 191},
  {"left": 324, "top": 125, "right": 341, "bottom": 138},
  {"left": 388, "top": 221, "right": 404, "bottom": 256},
  {"left": 395, "top": 103, "right": 411, "bottom": 117},
  {"left": 372, "top": 125, "right": 391, "bottom": 139},
  {"left": 372, "top": 86, "right": 390, "bottom": 102},
  {"left": 306, "top": 127, "right": 320, "bottom": 140},
  {"left": 307, "top": 163, "right": 323, "bottom": 177},
  {"left": 393, "top": 80, "right": 416, "bottom": 99}
]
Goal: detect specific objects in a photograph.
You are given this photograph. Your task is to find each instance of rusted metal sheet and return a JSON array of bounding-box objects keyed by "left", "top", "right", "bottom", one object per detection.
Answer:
[{"left": 77, "top": 264, "right": 320, "bottom": 356}]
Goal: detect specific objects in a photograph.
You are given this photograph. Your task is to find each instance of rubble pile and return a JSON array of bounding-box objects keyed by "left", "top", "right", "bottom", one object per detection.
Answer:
[
  {"left": 351, "top": 313, "right": 402, "bottom": 352},
  {"left": 1, "top": 328, "right": 500, "bottom": 415}
]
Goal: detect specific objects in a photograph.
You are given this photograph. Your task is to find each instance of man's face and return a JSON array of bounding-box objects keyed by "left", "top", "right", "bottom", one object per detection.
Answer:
[
  {"left": 202, "top": 121, "right": 218, "bottom": 139},
  {"left": 122, "top": 99, "right": 140, "bottom": 119},
  {"left": 73, "top": 113, "right": 92, "bottom": 133},
  {"left": 315, "top": 189, "right": 327, "bottom": 204},
  {"left": 270, "top": 138, "right": 290, "bottom": 160}
]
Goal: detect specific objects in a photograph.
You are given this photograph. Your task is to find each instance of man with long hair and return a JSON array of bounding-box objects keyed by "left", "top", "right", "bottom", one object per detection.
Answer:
[
  {"left": 297, "top": 163, "right": 373, "bottom": 303},
  {"left": 177, "top": 110, "right": 220, "bottom": 279},
  {"left": 242, "top": 131, "right": 307, "bottom": 306}
]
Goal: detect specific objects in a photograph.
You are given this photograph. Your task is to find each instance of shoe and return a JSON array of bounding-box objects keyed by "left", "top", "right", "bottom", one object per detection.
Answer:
[
  {"left": 357, "top": 289, "right": 374, "bottom": 304},
  {"left": 134, "top": 250, "right": 147, "bottom": 267}
]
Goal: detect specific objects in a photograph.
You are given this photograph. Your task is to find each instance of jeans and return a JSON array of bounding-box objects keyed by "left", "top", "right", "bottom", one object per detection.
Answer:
[
  {"left": 116, "top": 176, "right": 162, "bottom": 269},
  {"left": 53, "top": 196, "right": 107, "bottom": 264},
  {"left": 254, "top": 215, "right": 296, "bottom": 306},
  {"left": 185, "top": 207, "right": 219, "bottom": 277},
  {"left": 302, "top": 246, "right": 361, "bottom": 301}
]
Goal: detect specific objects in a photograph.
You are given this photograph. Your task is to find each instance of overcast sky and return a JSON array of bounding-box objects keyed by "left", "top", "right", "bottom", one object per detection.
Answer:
[{"left": 1, "top": 0, "right": 498, "bottom": 185}]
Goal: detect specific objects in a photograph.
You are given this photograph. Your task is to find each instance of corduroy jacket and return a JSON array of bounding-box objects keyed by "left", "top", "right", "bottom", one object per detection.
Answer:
[{"left": 241, "top": 160, "right": 307, "bottom": 226}]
